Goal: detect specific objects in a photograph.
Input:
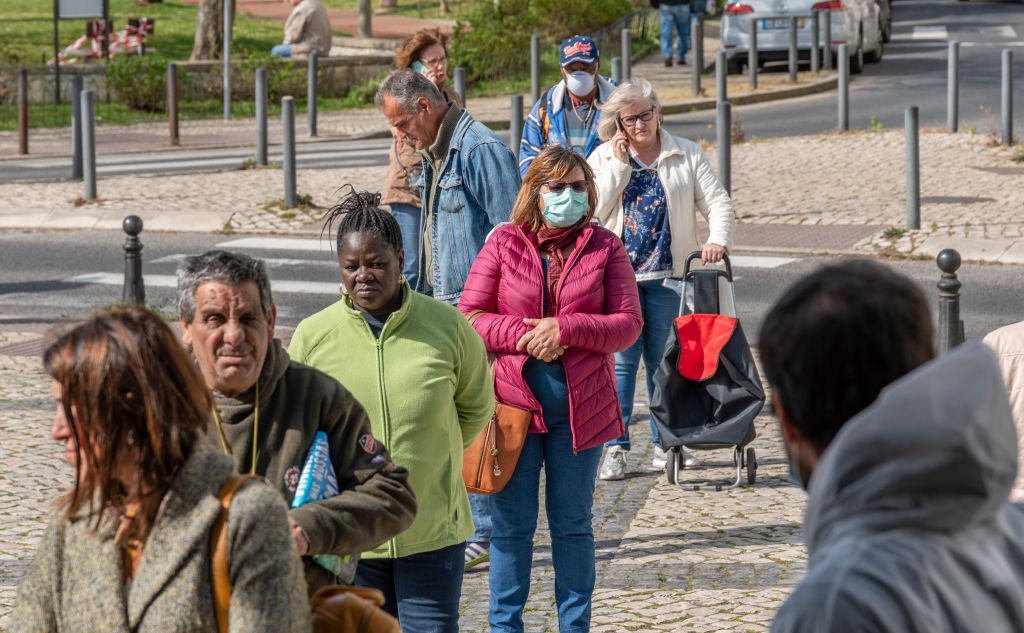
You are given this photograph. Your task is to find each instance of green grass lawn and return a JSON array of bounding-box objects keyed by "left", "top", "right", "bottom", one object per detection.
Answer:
[{"left": 0, "top": 0, "right": 284, "bottom": 66}]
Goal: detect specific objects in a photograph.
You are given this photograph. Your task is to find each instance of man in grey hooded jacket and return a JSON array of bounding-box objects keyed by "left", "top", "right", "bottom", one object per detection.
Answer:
[{"left": 759, "top": 260, "right": 1024, "bottom": 633}]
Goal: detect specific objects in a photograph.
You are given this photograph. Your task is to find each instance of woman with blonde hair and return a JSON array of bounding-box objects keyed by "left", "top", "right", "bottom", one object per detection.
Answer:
[
  {"left": 384, "top": 27, "right": 463, "bottom": 294},
  {"left": 588, "top": 77, "right": 736, "bottom": 481},
  {"left": 459, "top": 145, "right": 642, "bottom": 632},
  {"left": 12, "top": 307, "right": 309, "bottom": 632}
]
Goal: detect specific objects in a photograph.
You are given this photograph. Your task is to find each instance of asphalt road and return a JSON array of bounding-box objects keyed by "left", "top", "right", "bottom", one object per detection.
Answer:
[
  {"left": 3, "top": 0, "right": 1021, "bottom": 183},
  {"left": 1, "top": 230, "right": 1021, "bottom": 341}
]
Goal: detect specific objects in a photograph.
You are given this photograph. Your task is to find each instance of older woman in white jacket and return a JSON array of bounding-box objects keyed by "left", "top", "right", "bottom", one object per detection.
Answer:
[{"left": 587, "top": 77, "right": 735, "bottom": 481}]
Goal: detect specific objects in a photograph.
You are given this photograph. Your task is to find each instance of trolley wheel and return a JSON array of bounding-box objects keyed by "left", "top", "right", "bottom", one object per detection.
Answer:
[
  {"left": 746, "top": 447, "right": 757, "bottom": 484},
  {"left": 666, "top": 448, "right": 678, "bottom": 485}
]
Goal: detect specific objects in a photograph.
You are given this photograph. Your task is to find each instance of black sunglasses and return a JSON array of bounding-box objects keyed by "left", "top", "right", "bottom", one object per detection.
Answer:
[{"left": 543, "top": 180, "right": 588, "bottom": 193}]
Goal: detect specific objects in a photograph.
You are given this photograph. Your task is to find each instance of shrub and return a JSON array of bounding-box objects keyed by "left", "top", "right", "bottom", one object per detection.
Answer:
[{"left": 107, "top": 54, "right": 167, "bottom": 112}]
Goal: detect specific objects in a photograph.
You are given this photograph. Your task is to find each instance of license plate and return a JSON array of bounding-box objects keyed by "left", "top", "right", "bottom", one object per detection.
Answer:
[{"left": 762, "top": 17, "right": 804, "bottom": 30}]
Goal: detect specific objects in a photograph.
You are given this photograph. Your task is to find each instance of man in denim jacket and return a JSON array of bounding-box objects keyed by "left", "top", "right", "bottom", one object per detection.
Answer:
[{"left": 376, "top": 69, "right": 521, "bottom": 304}]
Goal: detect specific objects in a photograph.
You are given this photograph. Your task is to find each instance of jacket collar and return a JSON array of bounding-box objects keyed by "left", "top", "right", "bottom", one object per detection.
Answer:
[
  {"left": 214, "top": 338, "right": 290, "bottom": 424},
  {"left": 339, "top": 281, "right": 414, "bottom": 337},
  {"left": 126, "top": 442, "right": 234, "bottom": 626},
  {"left": 653, "top": 128, "right": 688, "bottom": 162}
]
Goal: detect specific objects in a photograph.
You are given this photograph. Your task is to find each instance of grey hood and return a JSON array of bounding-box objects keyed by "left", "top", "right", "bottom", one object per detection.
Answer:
[{"left": 804, "top": 341, "right": 1018, "bottom": 563}]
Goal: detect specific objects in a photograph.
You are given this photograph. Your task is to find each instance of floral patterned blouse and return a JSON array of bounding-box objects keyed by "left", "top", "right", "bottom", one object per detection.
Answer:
[{"left": 621, "top": 156, "right": 673, "bottom": 281}]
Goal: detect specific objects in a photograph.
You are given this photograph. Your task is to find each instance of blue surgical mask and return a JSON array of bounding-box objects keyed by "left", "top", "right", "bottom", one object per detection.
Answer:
[
  {"left": 565, "top": 70, "right": 595, "bottom": 97},
  {"left": 541, "top": 188, "right": 588, "bottom": 228}
]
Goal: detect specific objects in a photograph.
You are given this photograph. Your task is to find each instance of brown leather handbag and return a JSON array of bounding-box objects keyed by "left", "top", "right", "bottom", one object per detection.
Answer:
[
  {"left": 211, "top": 476, "right": 400, "bottom": 633},
  {"left": 463, "top": 402, "right": 533, "bottom": 494}
]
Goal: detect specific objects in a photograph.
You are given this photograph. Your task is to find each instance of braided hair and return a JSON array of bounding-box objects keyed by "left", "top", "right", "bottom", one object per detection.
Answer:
[{"left": 322, "top": 185, "right": 404, "bottom": 255}]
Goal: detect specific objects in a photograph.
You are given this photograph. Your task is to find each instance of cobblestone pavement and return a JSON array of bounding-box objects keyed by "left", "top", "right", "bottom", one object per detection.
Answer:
[{"left": 0, "top": 322, "right": 799, "bottom": 632}]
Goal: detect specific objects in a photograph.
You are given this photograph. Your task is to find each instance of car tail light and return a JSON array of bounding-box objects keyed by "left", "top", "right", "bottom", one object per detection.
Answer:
[
  {"left": 725, "top": 2, "right": 755, "bottom": 13},
  {"left": 812, "top": 0, "right": 844, "bottom": 9}
]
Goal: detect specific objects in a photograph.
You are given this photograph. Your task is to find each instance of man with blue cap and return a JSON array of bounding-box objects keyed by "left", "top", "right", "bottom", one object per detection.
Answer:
[{"left": 518, "top": 34, "right": 617, "bottom": 177}]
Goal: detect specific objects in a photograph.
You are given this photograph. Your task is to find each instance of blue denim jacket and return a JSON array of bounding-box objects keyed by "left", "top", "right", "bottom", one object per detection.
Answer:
[{"left": 420, "top": 110, "right": 521, "bottom": 303}]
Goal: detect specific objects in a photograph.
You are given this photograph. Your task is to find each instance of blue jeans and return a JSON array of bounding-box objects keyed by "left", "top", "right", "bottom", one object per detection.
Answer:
[
  {"left": 469, "top": 492, "right": 492, "bottom": 543},
  {"left": 270, "top": 44, "right": 292, "bottom": 58},
  {"left": 391, "top": 202, "right": 425, "bottom": 294},
  {"left": 660, "top": 4, "right": 692, "bottom": 61},
  {"left": 354, "top": 543, "right": 466, "bottom": 633},
  {"left": 606, "top": 279, "right": 680, "bottom": 450},
  {"left": 489, "top": 359, "right": 603, "bottom": 633}
]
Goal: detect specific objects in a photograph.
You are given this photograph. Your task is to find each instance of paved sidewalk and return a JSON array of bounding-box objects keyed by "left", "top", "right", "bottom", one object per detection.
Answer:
[{"left": 0, "top": 323, "right": 799, "bottom": 632}]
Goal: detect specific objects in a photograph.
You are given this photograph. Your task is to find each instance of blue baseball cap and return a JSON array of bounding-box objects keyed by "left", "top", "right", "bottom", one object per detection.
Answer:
[{"left": 559, "top": 35, "right": 599, "bottom": 67}]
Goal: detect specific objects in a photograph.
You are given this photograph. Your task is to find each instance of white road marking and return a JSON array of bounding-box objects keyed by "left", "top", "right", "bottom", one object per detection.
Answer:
[
  {"left": 961, "top": 41, "right": 1024, "bottom": 48},
  {"left": 729, "top": 255, "right": 800, "bottom": 269},
  {"left": 63, "top": 272, "right": 338, "bottom": 295},
  {"left": 980, "top": 26, "right": 1018, "bottom": 39},
  {"left": 149, "top": 253, "right": 335, "bottom": 267},
  {"left": 910, "top": 26, "right": 948, "bottom": 40},
  {"left": 216, "top": 237, "right": 329, "bottom": 252}
]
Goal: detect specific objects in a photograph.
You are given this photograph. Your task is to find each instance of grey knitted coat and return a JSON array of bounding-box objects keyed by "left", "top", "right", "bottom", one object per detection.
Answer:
[{"left": 10, "top": 442, "right": 312, "bottom": 633}]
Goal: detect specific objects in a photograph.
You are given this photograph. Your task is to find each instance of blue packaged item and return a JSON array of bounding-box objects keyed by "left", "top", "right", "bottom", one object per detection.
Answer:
[{"left": 291, "top": 431, "right": 359, "bottom": 583}]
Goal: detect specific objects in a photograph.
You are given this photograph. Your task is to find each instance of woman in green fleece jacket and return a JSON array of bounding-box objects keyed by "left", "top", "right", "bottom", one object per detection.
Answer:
[{"left": 288, "top": 190, "right": 494, "bottom": 633}]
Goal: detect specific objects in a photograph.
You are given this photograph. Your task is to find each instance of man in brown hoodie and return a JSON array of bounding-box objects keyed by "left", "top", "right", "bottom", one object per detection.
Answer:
[{"left": 177, "top": 250, "right": 417, "bottom": 595}]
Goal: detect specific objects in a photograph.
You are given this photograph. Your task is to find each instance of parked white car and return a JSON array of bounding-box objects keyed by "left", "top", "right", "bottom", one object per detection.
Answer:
[{"left": 721, "top": 0, "right": 885, "bottom": 75}]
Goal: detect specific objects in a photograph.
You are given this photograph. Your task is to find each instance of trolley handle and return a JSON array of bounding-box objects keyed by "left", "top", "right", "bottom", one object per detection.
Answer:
[{"left": 683, "top": 251, "right": 733, "bottom": 282}]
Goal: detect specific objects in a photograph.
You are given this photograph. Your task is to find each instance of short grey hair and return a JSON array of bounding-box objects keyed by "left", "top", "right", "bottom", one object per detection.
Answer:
[
  {"left": 176, "top": 250, "right": 273, "bottom": 322},
  {"left": 597, "top": 77, "right": 662, "bottom": 142},
  {"left": 375, "top": 69, "right": 445, "bottom": 114}
]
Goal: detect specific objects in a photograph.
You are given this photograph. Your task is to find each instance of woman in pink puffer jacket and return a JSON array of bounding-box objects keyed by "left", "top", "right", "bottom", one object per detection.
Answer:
[{"left": 458, "top": 145, "right": 641, "bottom": 633}]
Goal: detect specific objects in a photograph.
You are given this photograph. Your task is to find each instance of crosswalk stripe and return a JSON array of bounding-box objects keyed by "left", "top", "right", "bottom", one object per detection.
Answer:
[
  {"left": 216, "top": 237, "right": 332, "bottom": 252},
  {"left": 911, "top": 26, "right": 948, "bottom": 40},
  {"left": 150, "top": 254, "right": 336, "bottom": 268},
  {"left": 728, "top": 255, "right": 800, "bottom": 269},
  {"left": 63, "top": 272, "right": 339, "bottom": 295}
]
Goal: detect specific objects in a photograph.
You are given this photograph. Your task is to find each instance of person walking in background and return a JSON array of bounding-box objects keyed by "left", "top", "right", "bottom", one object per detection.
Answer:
[
  {"left": 459, "top": 146, "right": 642, "bottom": 633},
  {"left": 376, "top": 68, "right": 520, "bottom": 568},
  {"left": 760, "top": 261, "right": 1024, "bottom": 632},
  {"left": 12, "top": 307, "right": 311, "bottom": 632},
  {"left": 587, "top": 78, "right": 734, "bottom": 481},
  {"left": 519, "top": 35, "right": 616, "bottom": 177},
  {"left": 177, "top": 250, "right": 417, "bottom": 595},
  {"left": 984, "top": 320, "right": 1024, "bottom": 501},
  {"left": 271, "top": 0, "right": 332, "bottom": 59},
  {"left": 384, "top": 28, "right": 463, "bottom": 293},
  {"left": 289, "top": 190, "right": 494, "bottom": 633},
  {"left": 656, "top": 0, "right": 691, "bottom": 66}
]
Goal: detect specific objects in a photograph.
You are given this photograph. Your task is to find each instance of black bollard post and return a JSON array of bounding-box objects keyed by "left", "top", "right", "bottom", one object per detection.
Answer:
[
  {"left": 454, "top": 67, "right": 467, "bottom": 106},
  {"left": 621, "top": 28, "right": 632, "bottom": 80},
  {"left": 936, "top": 249, "right": 963, "bottom": 354},
  {"left": 72, "top": 75, "right": 83, "bottom": 178},
  {"left": 788, "top": 17, "right": 799, "bottom": 82},
  {"left": 282, "top": 96, "right": 297, "bottom": 209},
  {"left": 122, "top": 215, "right": 146, "bottom": 306},
  {"left": 717, "top": 101, "right": 732, "bottom": 195},
  {"left": 17, "top": 69, "right": 28, "bottom": 155},
  {"left": 611, "top": 57, "right": 622, "bottom": 84},
  {"left": 307, "top": 52, "right": 318, "bottom": 138},
  {"left": 716, "top": 50, "right": 728, "bottom": 104},
  {"left": 1002, "top": 49, "right": 1013, "bottom": 146},
  {"left": 509, "top": 94, "right": 524, "bottom": 161},
  {"left": 748, "top": 19, "right": 758, "bottom": 89},
  {"left": 947, "top": 41, "right": 959, "bottom": 133},
  {"left": 167, "top": 63, "right": 180, "bottom": 146},
  {"left": 906, "top": 106, "right": 920, "bottom": 230},
  {"left": 693, "top": 17, "right": 704, "bottom": 95},
  {"left": 810, "top": 11, "right": 820, "bottom": 73},
  {"left": 82, "top": 90, "right": 97, "bottom": 200},
  {"left": 823, "top": 10, "right": 832, "bottom": 71},
  {"left": 256, "top": 67, "right": 268, "bottom": 165}
]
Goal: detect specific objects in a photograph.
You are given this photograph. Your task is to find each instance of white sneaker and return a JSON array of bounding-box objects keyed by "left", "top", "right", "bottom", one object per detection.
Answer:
[
  {"left": 682, "top": 448, "right": 702, "bottom": 469},
  {"left": 599, "top": 446, "right": 627, "bottom": 481},
  {"left": 651, "top": 446, "right": 668, "bottom": 470}
]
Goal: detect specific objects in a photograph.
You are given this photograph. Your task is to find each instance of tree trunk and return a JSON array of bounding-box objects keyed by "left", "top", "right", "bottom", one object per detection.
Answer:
[
  {"left": 191, "top": 0, "right": 226, "bottom": 61},
  {"left": 439, "top": 0, "right": 449, "bottom": 14}
]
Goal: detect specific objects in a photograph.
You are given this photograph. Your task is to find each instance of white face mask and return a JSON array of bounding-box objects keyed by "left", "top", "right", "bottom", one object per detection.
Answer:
[{"left": 565, "top": 70, "right": 595, "bottom": 97}]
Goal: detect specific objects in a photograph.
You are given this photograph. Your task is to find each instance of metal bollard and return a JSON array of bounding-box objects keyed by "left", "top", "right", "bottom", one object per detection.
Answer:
[
  {"left": 789, "top": 17, "right": 799, "bottom": 81},
  {"left": 716, "top": 51, "right": 728, "bottom": 104},
  {"left": 838, "top": 43, "right": 849, "bottom": 131},
  {"left": 717, "top": 101, "right": 732, "bottom": 195},
  {"left": 936, "top": 248, "right": 964, "bottom": 354},
  {"left": 906, "top": 106, "right": 920, "bottom": 230},
  {"left": 1002, "top": 49, "right": 1013, "bottom": 146},
  {"left": 256, "top": 67, "right": 268, "bottom": 165},
  {"left": 748, "top": 19, "right": 758, "bottom": 89},
  {"left": 167, "top": 63, "right": 180, "bottom": 147},
  {"left": 17, "top": 69, "right": 28, "bottom": 155},
  {"left": 530, "top": 35, "right": 541, "bottom": 104},
  {"left": 947, "top": 42, "right": 959, "bottom": 133},
  {"left": 121, "top": 215, "right": 145, "bottom": 307},
  {"left": 693, "top": 17, "right": 704, "bottom": 96},
  {"left": 282, "top": 96, "right": 297, "bottom": 209},
  {"left": 223, "top": 0, "right": 233, "bottom": 120},
  {"left": 823, "top": 10, "right": 832, "bottom": 71},
  {"left": 82, "top": 90, "right": 97, "bottom": 199},
  {"left": 622, "top": 28, "right": 632, "bottom": 80},
  {"left": 307, "top": 52, "right": 318, "bottom": 137},
  {"left": 611, "top": 57, "right": 622, "bottom": 85},
  {"left": 811, "top": 11, "right": 820, "bottom": 73},
  {"left": 72, "top": 75, "right": 84, "bottom": 178},
  {"left": 454, "top": 67, "right": 467, "bottom": 106},
  {"left": 509, "top": 94, "right": 524, "bottom": 161}
]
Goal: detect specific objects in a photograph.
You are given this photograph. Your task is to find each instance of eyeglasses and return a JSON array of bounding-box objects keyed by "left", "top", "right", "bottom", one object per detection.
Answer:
[
  {"left": 619, "top": 107, "right": 656, "bottom": 128},
  {"left": 543, "top": 180, "right": 588, "bottom": 193},
  {"left": 419, "top": 54, "right": 448, "bottom": 67}
]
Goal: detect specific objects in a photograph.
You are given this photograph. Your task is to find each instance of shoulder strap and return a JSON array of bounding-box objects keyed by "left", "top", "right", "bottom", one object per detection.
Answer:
[
  {"left": 538, "top": 87, "right": 552, "bottom": 144},
  {"left": 211, "top": 474, "right": 263, "bottom": 633}
]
